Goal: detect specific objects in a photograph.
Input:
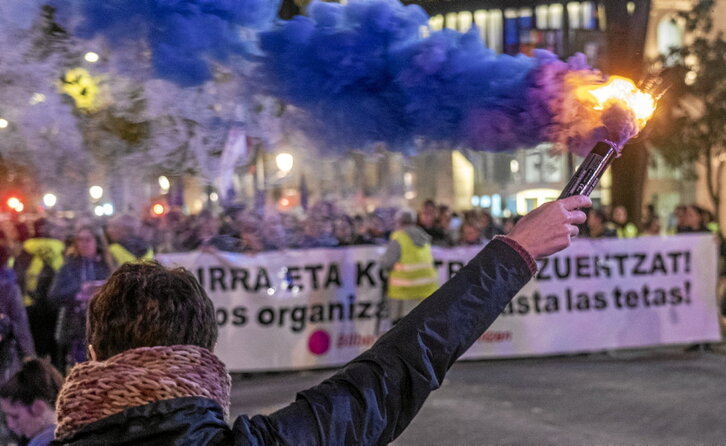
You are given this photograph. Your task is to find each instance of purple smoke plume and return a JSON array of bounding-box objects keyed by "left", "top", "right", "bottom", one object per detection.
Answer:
[
  {"left": 56, "top": 0, "right": 282, "bottom": 86},
  {"left": 255, "top": 0, "right": 641, "bottom": 155}
]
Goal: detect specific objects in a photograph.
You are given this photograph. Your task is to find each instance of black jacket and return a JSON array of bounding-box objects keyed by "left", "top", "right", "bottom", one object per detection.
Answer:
[{"left": 53, "top": 238, "right": 533, "bottom": 445}]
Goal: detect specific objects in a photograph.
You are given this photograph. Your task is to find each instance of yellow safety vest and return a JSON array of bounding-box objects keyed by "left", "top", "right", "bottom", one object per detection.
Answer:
[
  {"left": 387, "top": 230, "right": 438, "bottom": 300},
  {"left": 616, "top": 223, "right": 639, "bottom": 239},
  {"left": 22, "top": 238, "right": 65, "bottom": 304},
  {"left": 109, "top": 243, "right": 154, "bottom": 267}
]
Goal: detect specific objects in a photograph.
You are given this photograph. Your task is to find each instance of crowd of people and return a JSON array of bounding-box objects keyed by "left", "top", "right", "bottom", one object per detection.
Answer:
[
  {"left": 0, "top": 199, "right": 722, "bottom": 372},
  {"left": 0, "top": 197, "right": 724, "bottom": 445}
]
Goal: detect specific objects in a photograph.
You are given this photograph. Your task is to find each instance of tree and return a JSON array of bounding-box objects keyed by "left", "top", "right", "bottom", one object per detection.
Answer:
[
  {"left": 650, "top": 0, "right": 726, "bottom": 237},
  {"left": 603, "top": 0, "right": 652, "bottom": 227}
]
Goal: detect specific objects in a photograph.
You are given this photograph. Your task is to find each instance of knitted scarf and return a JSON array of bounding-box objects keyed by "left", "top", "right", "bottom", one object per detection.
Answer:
[{"left": 55, "top": 345, "right": 231, "bottom": 441}]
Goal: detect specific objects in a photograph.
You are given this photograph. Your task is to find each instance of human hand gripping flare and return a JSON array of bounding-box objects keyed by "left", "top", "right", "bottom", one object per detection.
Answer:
[{"left": 506, "top": 195, "right": 591, "bottom": 259}]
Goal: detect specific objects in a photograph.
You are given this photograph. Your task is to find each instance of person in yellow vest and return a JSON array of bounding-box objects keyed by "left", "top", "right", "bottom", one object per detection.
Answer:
[
  {"left": 610, "top": 205, "right": 639, "bottom": 238},
  {"left": 12, "top": 218, "right": 65, "bottom": 365},
  {"left": 106, "top": 215, "right": 154, "bottom": 268},
  {"left": 381, "top": 209, "right": 439, "bottom": 324}
]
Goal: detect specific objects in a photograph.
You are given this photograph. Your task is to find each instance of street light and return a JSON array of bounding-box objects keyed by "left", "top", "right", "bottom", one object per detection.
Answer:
[
  {"left": 43, "top": 193, "right": 57, "bottom": 208},
  {"left": 7, "top": 197, "right": 21, "bottom": 210},
  {"left": 84, "top": 52, "right": 99, "bottom": 63},
  {"left": 276, "top": 153, "right": 294, "bottom": 173},
  {"left": 94, "top": 205, "right": 104, "bottom": 217},
  {"left": 158, "top": 175, "right": 170, "bottom": 193},
  {"left": 102, "top": 203, "right": 114, "bottom": 216},
  {"left": 0, "top": 118, "right": 8, "bottom": 129},
  {"left": 89, "top": 185, "right": 103, "bottom": 200}
]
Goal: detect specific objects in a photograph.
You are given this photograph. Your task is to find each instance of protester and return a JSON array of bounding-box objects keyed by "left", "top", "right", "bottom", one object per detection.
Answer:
[
  {"left": 610, "top": 205, "right": 639, "bottom": 238},
  {"left": 478, "top": 210, "right": 505, "bottom": 240},
  {"left": 641, "top": 215, "right": 662, "bottom": 236},
  {"left": 583, "top": 209, "right": 617, "bottom": 238},
  {"left": 50, "top": 195, "right": 589, "bottom": 445},
  {"left": 459, "top": 222, "right": 484, "bottom": 246},
  {"left": 417, "top": 199, "right": 449, "bottom": 246},
  {"left": 49, "top": 226, "right": 112, "bottom": 371},
  {"left": 0, "top": 245, "right": 35, "bottom": 384},
  {"left": 677, "top": 204, "right": 709, "bottom": 233},
  {"left": 380, "top": 208, "right": 438, "bottom": 323},
  {"left": 106, "top": 215, "right": 154, "bottom": 266},
  {"left": 13, "top": 219, "right": 65, "bottom": 365},
  {"left": 0, "top": 359, "right": 63, "bottom": 446}
]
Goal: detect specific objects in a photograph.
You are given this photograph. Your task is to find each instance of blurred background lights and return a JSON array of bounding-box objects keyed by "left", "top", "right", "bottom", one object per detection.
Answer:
[
  {"left": 94, "top": 205, "right": 105, "bottom": 216},
  {"left": 89, "top": 185, "right": 103, "bottom": 200},
  {"left": 0, "top": 118, "right": 8, "bottom": 129},
  {"left": 158, "top": 175, "right": 170, "bottom": 192},
  {"left": 42, "top": 193, "right": 57, "bottom": 208},
  {"left": 29, "top": 93, "right": 46, "bottom": 105},
  {"left": 275, "top": 153, "right": 294, "bottom": 173},
  {"left": 84, "top": 51, "right": 99, "bottom": 63},
  {"left": 151, "top": 203, "right": 166, "bottom": 216},
  {"left": 209, "top": 192, "right": 219, "bottom": 202},
  {"left": 102, "top": 203, "right": 114, "bottom": 216},
  {"left": 7, "top": 197, "right": 22, "bottom": 210}
]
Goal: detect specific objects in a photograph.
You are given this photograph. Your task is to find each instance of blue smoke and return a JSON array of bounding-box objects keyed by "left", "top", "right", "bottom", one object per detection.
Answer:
[
  {"left": 255, "top": 0, "right": 601, "bottom": 153},
  {"left": 63, "top": 0, "right": 281, "bottom": 86}
]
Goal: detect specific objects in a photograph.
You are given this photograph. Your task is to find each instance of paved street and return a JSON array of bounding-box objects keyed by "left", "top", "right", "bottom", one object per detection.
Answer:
[{"left": 230, "top": 346, "right": 726, "bottom": 444}]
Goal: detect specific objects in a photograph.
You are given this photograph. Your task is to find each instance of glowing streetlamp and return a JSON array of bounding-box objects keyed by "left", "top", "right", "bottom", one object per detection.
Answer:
[
  {"left": 84, "top": 52, "right": 99, "bottom": 63},
  {"left": 43, "top": 193, "right": 57, "bottom": 208},
  {"left": 276, "top": 153, "right": 294, "bottom": 173},
  {"left": 0, "top": 118, "right": 8, "bottom": 129},
  {"left": 89, "top": 185, "right": 103, "bottom": 200},
  {"left": 7, "top": 197, "right": 21, "bottom": 210},
  {"left": 102, "top": 203, "right": 114, "bottom": 216},
  {"left": 158, "top": 175, "right": 170, "bottom": 193}
]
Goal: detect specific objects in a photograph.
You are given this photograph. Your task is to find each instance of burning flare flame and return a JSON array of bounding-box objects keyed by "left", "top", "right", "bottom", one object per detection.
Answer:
[{"left": 576, "top": 75, "right": 657, "bottom": 131}]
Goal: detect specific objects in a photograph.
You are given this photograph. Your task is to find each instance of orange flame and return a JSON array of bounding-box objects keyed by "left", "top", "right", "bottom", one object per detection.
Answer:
[{"left": 576, "top": 75, "right": 656, "bottom": 131}]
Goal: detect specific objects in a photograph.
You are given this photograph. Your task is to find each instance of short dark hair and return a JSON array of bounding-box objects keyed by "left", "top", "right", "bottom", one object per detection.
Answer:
[
  {"left": 87, "top": 261, "right": 218, "bottom": 360},
  {"left": 0, "top": 359, "right": 63, "bottom": 406}
]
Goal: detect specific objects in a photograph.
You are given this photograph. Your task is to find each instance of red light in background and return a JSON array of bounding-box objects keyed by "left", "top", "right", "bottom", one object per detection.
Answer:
[
  {"left": 6, "top": 197, "right": 23, "bottom": 212},
  {"left": 151, "top": 202, "right": 166, "bottom": 217}
]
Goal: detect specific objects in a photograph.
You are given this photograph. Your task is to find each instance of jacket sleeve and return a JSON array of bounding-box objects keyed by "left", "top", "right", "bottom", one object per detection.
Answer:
[
  {"left": 379, "top": 240, "right": 400, "bottom": 271},
  {"left": 234, "top": 238, "right": 534, "bottom": 445},
  {"left": 49, "top": 264, "right": 79, "bottom": 305},
  {"left": 5, "top": 283, "right": 35, "bottom": 357}
]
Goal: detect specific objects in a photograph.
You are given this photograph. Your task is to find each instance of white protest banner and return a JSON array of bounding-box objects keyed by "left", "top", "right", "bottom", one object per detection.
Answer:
[
  {"left": 158, "top": 234, "right": 721, "bottom": 372},
  {"left": 459, "top": 233, "right": 722, "bottom": 359}
]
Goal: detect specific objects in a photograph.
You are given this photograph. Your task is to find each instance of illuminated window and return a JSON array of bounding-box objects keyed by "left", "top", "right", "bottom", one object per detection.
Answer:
[
  {"left": 504, "top": 8, "right": 519, "bottom": 54},
  {"left": 567, "top": 2, "right": 581, "bottom": 29},
  {"left": 429, "top": 14, "right": 444, "bottom": 31},
  {"left": 581, "top": 1, "right": 596, "bottom": 29},
  {"left": 474, "top": 10, "right": 488, "bottom": 44},
  {"left": 597, "top": 4, "right": 607, "bottom": 30},
  {"left": 458, "top": 11, "right": 473, "bottom": 32},
  {"left": 657, "top": 17, "right": 683, "bottom": 57},
  {"left": 445, "top": 12, "right": 458, "bottom": 30},
  {"left": 535, "top": 5, "right": 549, "bottom": 29},
  {"left": 488, "top": 9, "right": 503, "bottom": 53},
  {"left": 549, "top": 4, "right": 563, "bottom": 29}
]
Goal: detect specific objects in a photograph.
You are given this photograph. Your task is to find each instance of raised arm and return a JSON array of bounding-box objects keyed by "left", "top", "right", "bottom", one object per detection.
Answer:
[{"left": 236, "top": 196, "right": 590, "bottom": 445}]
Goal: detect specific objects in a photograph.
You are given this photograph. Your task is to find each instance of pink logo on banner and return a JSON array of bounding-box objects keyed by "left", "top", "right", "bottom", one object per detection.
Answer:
[{"left": 308, "top": 330, "right": 331, "bottom": 355}]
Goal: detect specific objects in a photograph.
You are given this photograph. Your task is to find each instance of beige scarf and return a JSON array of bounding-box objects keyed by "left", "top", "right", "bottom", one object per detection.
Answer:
[{"left": 55, "top": 345, "right": 231, "bottom": 441}]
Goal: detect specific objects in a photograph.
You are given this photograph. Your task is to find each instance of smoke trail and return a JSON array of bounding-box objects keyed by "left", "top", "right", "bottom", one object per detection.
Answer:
[
  {"left": 256, "top": 0, "right": 640, "bottom": 155},
  {"left": 57, "top": 0, "right": 281, "bottom": 86}
]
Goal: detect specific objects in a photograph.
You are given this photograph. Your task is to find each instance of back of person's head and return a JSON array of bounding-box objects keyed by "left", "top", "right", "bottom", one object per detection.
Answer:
[
  {"left": 87, "top": 261, "right": 217, "bottom": 360},
  {"left": 395, "top": 208, "right": 416, "bottom": 227},
  {"left": 0, "top": 359, "right": 63, "bottom": 407},
  {"left": 108, "top": 214, "right": 140, "bottom": 239},
  {"left": 33, "top": 218, "right": 50, "bottom": 239}
]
